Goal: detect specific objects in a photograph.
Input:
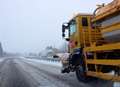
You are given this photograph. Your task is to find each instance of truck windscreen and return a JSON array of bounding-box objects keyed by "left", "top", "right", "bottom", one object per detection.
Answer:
[{"left": 70, "top": 21, "right": 76, "bottom": 35}]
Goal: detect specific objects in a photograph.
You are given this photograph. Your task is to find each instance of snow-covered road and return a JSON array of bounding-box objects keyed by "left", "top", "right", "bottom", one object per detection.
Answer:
[{"left": 0, "top": 57, "right": 117, "bottom": 87}]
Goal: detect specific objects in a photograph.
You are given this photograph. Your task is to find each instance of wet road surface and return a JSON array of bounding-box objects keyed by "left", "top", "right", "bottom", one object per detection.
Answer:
[{"left": 0, "top": 57, "right": 113, "bottom": 87}]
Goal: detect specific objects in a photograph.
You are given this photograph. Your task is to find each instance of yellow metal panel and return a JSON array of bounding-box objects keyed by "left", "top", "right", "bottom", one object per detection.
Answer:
[
  {"left": 86, "top": 59, "right": 120, "bottom": 66},
  {"left": 84, "top": 43, "right": 120, "bottom": 52},
  {"left": 101, "top": 22, "right": 120, "bottom": 33},
  {"left": 92, "top": 6, "right": 120, "bottom": 22},
  {"left": 87, "top": 71, "right": 120, "bottom": 82}
]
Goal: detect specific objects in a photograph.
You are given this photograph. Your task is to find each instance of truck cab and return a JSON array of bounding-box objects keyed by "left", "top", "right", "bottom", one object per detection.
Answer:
[
  {"left": 62, "top": 14, "right": 93, "bottom": 53},
  {"left": 62, "top": 14, "right": 96, "bottom": 81}
]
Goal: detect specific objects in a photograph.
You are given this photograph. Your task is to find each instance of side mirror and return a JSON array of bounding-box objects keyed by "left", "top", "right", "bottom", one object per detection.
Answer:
[
  {"left": 66, "top": 38, "right": 70, "bottom": 41},
  {"left": 62, "top": 23, "right": 69, "bottom": 40},
  {"left": 62, "top": 25, "right": 65, "bottom": 37}
]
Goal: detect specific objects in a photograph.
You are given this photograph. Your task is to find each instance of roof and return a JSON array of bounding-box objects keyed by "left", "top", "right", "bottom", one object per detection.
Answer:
[{"left": 68, "top": 13, "right": 92, "bottom": 23}]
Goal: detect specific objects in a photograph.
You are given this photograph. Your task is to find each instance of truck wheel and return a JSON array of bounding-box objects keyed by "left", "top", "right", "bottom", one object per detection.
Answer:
[{"left": 76, "top": 66, "right": 90, "bottom": 82}]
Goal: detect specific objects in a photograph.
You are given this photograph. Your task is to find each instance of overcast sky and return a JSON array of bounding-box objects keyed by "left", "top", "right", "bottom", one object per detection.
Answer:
[{"left": 0, "top": 0, "right": 111, "bottom": 53}]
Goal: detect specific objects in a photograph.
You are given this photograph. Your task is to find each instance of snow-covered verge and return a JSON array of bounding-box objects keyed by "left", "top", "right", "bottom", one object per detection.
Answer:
[{"left": 22, "top": 58, "right": 62, "bottom": 67}]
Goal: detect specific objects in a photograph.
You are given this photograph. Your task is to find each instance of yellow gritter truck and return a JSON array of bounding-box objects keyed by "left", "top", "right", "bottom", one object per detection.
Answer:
[{"left": 62, "top": 0, "right": 120, "bottom": 82}]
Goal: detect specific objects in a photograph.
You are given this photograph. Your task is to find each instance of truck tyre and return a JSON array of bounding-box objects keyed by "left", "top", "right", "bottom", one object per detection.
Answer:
[{"left": 76, "top": 66, "right": 90, "bottom": 82}]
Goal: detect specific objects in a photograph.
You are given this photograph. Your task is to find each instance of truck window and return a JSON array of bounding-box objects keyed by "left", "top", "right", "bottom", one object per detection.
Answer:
[{"left": 82, "top": 17, "right": 88, "bottom": 26}]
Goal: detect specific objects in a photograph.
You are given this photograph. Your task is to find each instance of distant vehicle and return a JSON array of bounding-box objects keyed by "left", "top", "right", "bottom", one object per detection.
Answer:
[
  {"left": 61, "top": 0, "right": 120, "bottom": 82},
  {"left": 53, "top": 55, "right": 59, "bottom": 58}
]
